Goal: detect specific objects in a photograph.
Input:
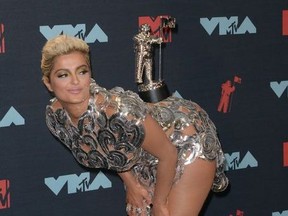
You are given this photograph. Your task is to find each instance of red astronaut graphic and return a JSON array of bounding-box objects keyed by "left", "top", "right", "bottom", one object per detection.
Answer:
[
  {"left": 0, "top": 179, "right": 10, "bottom": 209},
  {"left": 218, "top": 76, "right": 241, "bottom": 113},
  {"left": 283, "top": 10, "right": 288, "bottom": 35},
  {"left": 229, "top": 209, "right": 244, "bottom": 216},
  {"left": 283, "top": 142, "right": 288, "bottom": 167},
  {"left": 0, "top": 24, "right": 5, "bottom": 53}
]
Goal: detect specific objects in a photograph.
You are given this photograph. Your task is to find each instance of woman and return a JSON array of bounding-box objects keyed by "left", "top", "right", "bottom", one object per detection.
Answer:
[{"left": 41, "top": 35, "right": 228, "bottom": 216}]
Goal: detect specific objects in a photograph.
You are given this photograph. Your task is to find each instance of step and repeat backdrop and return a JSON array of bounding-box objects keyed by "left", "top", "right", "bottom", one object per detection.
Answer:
[{"left": 0, "top": 0, "right": 288, "bottom": 215}]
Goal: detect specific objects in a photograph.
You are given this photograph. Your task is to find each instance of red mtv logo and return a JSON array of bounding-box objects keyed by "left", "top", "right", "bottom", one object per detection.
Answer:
[
  {"left": 138, "top": 16, "right": 175, "bottom": 42},
  {"left": 283, "top": 142, "right": 288, "bottom": 167},
  {"left": 236, "top": 210, "right": 244, "bottom": 216},
  {"left": 0, "top": 24, "right": 5, "bottom": 53},
  {"left": 0, "top": 179, "right": 10, "bottom": 209},
  {"left": 229, "top": 209, "right": 244, "bottom": 216},
  {"left": 283, "top": 10, "right": 288, "bottom": 35}
]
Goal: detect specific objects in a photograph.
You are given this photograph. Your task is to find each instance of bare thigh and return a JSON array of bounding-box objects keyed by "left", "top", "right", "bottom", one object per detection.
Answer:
[{"left": 167, "top": 158, "right": 216, "bottom": 216}]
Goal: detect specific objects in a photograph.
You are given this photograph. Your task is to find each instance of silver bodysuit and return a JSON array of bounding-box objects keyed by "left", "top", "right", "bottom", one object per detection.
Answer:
[{"left": 46, "top": 82, "right": 229, "bottom": 199}]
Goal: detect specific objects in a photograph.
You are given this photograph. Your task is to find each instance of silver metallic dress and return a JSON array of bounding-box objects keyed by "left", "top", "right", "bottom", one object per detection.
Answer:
[{"left": 46, "top": 81, "right": 228, "bottom": 198}]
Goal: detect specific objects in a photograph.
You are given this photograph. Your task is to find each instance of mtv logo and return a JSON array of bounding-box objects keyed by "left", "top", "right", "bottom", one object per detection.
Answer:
[
  {"left": 0, "top": 106, "right": 25, "bottom": 127},
  {"left": 45, "top": 171, "right": 112, "bottom": 195},
  {"left": 200, "top": 16, "right": 256, "bottom": 35},
  {"left": 283, "top": 142, "right": 288, "bottom": 167},
  {"left": 272, "top": 210, "right": 288, "bottom": 216},
  {"left": 236, "top": 210, "right": 244, "bottom": 216},
  {"left": 138, "top": 16, "right": 174, "bottom": 42},
  {"left": 225, "top": 151, "right": 258, "bottom": 170},
  {"left": 0, "top": 179, "right": 10, "bottom": 209},
  {"left": 270, "top": 80, "right": 288, "bottom": 98},
  {"left": 0, "top": 23, "right": 5, "bottom": 53},
  {"left": 283, "top": 10, "right": 288, "bottom": 36},
  {"left": 39, "top": 24, "right": 108, "bottom": 43}
]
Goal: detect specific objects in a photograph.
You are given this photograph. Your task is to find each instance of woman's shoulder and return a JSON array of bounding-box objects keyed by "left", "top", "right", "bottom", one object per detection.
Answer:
[{"left": 90, "top": 80, "right": 141, "bottom": 100}]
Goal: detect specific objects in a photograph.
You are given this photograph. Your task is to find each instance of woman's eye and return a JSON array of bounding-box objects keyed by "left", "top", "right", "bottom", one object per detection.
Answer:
[
  {"left": 79, "top": 70, "right": 89, "bottom": 75},
  {"left": 57, "top": 73, "right": 68, "bottom": 78}
]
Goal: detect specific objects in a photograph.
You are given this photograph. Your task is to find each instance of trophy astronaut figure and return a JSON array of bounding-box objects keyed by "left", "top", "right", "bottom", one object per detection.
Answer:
[
  {"left": 134, "top": 24, "right": 162, "bottom": 85},
  {"left": 133, "top": 18, "right": 175, "bottom": 102}
]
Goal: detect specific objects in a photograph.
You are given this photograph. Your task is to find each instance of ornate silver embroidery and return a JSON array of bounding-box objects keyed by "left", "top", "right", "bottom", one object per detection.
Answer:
[
  {"left": 132, "top": 97, "right": 229, "bottom": 194},
  {"left": 46, "top": 82, "right": 228, "bottom": 196},
  {"left": 46, "top": 83, "right": 148, "bottom": 172}
]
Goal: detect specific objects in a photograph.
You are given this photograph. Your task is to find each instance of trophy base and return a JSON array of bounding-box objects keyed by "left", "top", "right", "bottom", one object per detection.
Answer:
[{"left": 138, "top": 81, "right": 170, "bottom": 103}]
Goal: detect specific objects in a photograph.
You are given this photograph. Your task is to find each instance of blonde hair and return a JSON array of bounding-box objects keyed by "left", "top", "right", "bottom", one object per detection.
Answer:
[{"left": 41, "top": 35, "right": 90, "bottom": 79}]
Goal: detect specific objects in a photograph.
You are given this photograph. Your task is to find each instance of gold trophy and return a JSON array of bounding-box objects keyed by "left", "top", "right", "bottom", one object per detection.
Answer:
[{"left": 134, "top": 16, "right": 176, "bottom": 102}]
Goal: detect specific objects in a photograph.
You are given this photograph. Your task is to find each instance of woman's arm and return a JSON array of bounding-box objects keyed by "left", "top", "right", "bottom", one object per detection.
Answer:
[
  {"left": 119, "top": 114, "right": 177, "bottom": 216},
  {"left": 141, "top": 114, "right": 178, "bottom": 215}
]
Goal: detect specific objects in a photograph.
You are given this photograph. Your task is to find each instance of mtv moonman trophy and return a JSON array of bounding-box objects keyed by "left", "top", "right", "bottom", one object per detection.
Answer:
[{"left": 134, "top": 16, "right": 176, "bottom": 102}]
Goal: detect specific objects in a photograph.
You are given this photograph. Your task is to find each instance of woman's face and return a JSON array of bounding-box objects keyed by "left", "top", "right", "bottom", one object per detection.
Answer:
[{"left": 43, "top": 51, "right": 91, "bottom": 107}]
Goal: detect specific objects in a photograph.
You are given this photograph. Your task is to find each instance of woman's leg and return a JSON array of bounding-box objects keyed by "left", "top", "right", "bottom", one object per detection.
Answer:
[{"left": 167, "top": 158, "right": 216, "bottom": 216}]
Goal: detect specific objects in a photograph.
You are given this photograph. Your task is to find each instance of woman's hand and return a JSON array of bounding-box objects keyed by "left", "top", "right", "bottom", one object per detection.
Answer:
[
  {"left": 125, "top": 182, "right": 152, "bottom": 216},
  {"left": 118, "top": 171, "right": 152, "bottom": 215}
]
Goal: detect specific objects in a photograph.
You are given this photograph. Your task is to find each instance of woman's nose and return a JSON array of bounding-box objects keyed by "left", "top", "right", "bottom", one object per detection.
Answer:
[{"left": 71, "top": 74, "right": 80, "bottom": 84}]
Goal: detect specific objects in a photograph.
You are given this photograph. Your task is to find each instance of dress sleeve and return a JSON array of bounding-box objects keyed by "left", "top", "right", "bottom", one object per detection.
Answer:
[
  {"left": 46, "top": 83, "right": 152, "bottom": 172},
  {"left": 45, "top": 105, "right": 78, "bottom": 150}
]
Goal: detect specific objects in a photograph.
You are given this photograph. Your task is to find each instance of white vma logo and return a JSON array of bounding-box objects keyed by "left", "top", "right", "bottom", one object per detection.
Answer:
[
  {"left": 225, "top": 151, "right": 258, "bottom": 171},
  {"left": 272, "top": 210, "right": 288, "bottom": 216},
  {"left": 200, "top": 16, "right": 256, "bottom": 35},
  {"left": 0, "top": 106, "right": 25, "bottom": 127},
  {"left": 39, "top": 24, "right": 108, "bottom": 43},
  {"left": 45, "top": 171, "right": 112, "bottom": 195},
  {"left": 270, "top": 80, "right": 288, "bottom": 98}
]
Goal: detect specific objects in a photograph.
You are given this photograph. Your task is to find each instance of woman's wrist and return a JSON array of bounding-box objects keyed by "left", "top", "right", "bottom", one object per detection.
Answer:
[{"left": 118, "top": 171, "right": 137, "bottom": 188}]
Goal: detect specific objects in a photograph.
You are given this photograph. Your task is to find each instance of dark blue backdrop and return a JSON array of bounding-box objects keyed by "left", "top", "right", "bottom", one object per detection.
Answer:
[{"left": 0, "top": 1, "right": 287, "bottom": 215}]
